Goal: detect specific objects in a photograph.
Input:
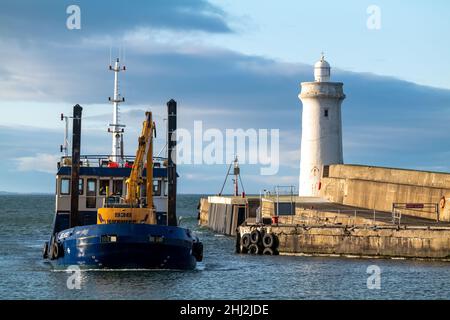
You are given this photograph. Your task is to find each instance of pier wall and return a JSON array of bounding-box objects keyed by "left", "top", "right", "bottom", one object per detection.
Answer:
[
  {"left": 198, "top": 196, "right": 249, "bottom": 236},
  {"left": 198, "top": 198, "right": 209, "bottom": 226},
  {"left": 239, "top": 224, "right": 450, "bottom": 259},
  {"left": 277, "top": 208, "right": 388, "bottom": 226},
  {"left": 319, "top": 164, "right": 450, "bottom": 221}
]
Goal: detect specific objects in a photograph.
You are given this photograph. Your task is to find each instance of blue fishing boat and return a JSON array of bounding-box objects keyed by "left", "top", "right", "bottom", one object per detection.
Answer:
[{"left": 43, "top": 59, "right": 203, "bottom": 270}]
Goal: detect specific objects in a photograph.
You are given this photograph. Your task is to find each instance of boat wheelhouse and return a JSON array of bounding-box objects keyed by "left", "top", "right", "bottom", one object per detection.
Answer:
[{"left": 53, "top": 155, "right": 170, "bottom": 234}]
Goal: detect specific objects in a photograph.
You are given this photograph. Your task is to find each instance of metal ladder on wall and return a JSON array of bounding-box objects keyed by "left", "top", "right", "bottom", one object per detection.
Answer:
[{"left": 392, "top": 208, "right": 402, "bottom": 225}]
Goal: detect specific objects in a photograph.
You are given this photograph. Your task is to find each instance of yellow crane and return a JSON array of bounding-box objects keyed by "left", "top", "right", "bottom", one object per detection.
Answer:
[{"left": 97, "top": 111, "right": 157, "bottom": 224}]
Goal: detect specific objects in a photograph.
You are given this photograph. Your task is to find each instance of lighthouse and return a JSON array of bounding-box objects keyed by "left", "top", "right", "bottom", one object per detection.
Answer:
[{"left": 298, "top": 54, "right": 345, "bottom": 196}]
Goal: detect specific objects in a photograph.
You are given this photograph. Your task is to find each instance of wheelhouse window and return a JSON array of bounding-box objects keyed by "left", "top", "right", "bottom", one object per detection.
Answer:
[
  {"left": 60, "top": 178, "right": 70, "bottom": 195},
  {"left": 87, "top": 179, "right": 97, "bottom": 195},
  {"left": 113, "top": 180, "right": 123, "bottom": 196},
  {"left": 99, "top": 179, "right": 109, "bottom": 196},
  {"left": 86, "top": 179, "right": 97, "bottom": 209},
  {"left": 153, "top": 180, "right": 161, "bottom": 196},
  {"left": 78, "top": 178, "right": 84, "bottom": 195}
]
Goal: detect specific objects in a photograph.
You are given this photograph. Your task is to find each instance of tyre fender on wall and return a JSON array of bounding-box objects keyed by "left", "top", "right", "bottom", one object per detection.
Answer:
[{"left": 440, "top": 196, "right": 446, "bottom": 209}]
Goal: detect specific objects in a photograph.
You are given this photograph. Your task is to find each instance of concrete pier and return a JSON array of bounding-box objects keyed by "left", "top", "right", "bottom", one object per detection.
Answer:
[
  {"left": 238, "top": 224, "right": 450, "bottom": 260},
  {"left": 199, "top": 188, "right": 450, "bottom": 259},
  {"left": 198, "top": 196, "right": 259, "bottom": 236}
]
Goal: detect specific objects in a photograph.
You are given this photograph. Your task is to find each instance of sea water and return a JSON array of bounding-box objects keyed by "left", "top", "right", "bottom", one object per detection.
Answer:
[{"left": 0, "top": 195, "right": 449, "bottom": 300}]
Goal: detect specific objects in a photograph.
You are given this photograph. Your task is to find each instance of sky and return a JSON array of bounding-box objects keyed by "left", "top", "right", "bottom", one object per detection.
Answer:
[{"left": 0, "top": 0, "right": 450, "bottom": 194}]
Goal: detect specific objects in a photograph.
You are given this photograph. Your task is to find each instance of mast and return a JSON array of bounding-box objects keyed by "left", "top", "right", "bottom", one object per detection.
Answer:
[
  {"left": 167, "top": 99, "right": 178, "bottom": 226},
  {"left": 108, "top": 58, "right": 126, "bottom": 163},
  {"left": 218, "top": 156, "right": 245, "bottom": 197},
  {"left": 60, "top": 113, "right": 70, "bottom": 157},
  {"left": 70, "top": 104, "right": 82, "bottom": 228},
  {"left": 233, "top": 156, "right": 239, "bottom": 196},
  {"left": 146, "top": 112, "right": 154, "bottom": 211}
]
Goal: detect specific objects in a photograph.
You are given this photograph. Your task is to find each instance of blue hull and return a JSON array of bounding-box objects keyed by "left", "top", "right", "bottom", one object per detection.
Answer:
[{"left": 47, "top": 224, "right": 199, "bottom": 270}]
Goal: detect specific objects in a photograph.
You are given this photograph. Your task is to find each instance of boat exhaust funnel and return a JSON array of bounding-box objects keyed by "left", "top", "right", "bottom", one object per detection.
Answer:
[
  {"left": 70, "top": 104, "right": 82, "bottom": 228},
  {"left": 167, "top": 99, "right": 177, "bottom": 226}
]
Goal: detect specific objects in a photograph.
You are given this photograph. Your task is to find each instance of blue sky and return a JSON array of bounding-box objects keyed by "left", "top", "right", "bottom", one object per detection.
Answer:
[
  {"left": 0, "top": 0, "right": 450, "bottom": 194},
  {"left": 209, "top": 0, "right": 450, "bottom": 89}
]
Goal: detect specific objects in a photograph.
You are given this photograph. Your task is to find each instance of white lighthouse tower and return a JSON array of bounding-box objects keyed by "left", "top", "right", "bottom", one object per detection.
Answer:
[{"left": 298, "top": 54, "right": 345, "bottom": 196}]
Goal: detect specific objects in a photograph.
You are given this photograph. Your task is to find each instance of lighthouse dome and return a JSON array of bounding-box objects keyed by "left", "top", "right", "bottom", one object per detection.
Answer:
[{"left": 314, "top": 54, "right": 331, "bottom": 82}]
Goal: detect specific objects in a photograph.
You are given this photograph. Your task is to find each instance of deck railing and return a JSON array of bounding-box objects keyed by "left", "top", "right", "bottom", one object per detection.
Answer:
[
  {"left": 280, "top": 207, "right": 442, "bottom": 227},
  {"left": 58, "top": 155, "right": 167, "bottom": 169}
]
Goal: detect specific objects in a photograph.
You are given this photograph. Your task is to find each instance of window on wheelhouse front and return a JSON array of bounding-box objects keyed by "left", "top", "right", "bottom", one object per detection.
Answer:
[
  {"left": 78, "top": 178, "right": 84, "bottom": 195},
  {"left": 60, "top": 178, "right": 70, "bottom": 195},
  {"left": 86, "top": 179, "right": 97, "bottom": 209},
  {"left": 99, "top": 179, "right": 109, "bottom": 196},
  {"left": 59, "top": 178, "right": 84, "bottom": 195},
  {"left": 153, "top": 180, "right": 161, "bottom": 196},
  {"left": 113, "top": 180, "right": 123, "bottom": 196}
]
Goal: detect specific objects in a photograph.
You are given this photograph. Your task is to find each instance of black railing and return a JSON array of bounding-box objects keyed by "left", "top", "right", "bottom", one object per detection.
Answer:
[{"left": 58, "top": 155, "right": 167, "bottom": 169}]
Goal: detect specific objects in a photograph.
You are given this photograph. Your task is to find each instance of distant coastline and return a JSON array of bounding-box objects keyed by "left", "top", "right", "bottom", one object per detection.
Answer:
[
  {"left": 0, "top": 191, "right": 52, "bottom": 195},
  {"left": 0, "top": 191, "right": 18, "bottom": 195},
  {"left": 0, "top": 192, "right": 246, "bottom": 196}
]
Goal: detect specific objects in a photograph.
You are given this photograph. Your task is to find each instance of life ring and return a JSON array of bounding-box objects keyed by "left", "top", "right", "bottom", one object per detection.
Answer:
[
  {"left": 262, "top": 233, "right": 275, "bottom": 248},
  {"left": 250, "top": 229, "right": 261, "bottom": 244},
  {"left": 440, "top": 196, "right": 446, "bottom": 209}
]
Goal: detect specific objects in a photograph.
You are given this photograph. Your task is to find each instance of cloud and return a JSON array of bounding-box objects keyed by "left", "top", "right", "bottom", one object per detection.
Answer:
[
  {"left": 15, "top": 153, "right": 60, "bottom": 174},
  {"left": 2, "top": 1, "right": 450, "bottom": 193},
  {"left": 4, "top": 53, "right": 450, "bottom": 192},
  {"left": 0, "top": 0, "right": 232, "bottom": 42}
]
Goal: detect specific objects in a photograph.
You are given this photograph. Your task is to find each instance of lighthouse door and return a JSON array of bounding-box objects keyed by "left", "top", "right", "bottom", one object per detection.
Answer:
[{"left": 310, "top": 167, "right": 320, "bottom": 196}]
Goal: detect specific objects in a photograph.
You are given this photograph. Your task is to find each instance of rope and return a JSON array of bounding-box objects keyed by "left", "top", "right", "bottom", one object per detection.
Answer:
[{"left": 238, "top": 173, "right": 245, "bottom": 194}]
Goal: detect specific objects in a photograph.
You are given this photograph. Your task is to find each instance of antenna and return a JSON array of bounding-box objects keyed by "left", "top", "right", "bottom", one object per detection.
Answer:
[
  {"left": 60, "top": 113, "right": 72, "bottom": 157},
  {"left": 108, "top": 57, "right": 126, "bottom": 164}
]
